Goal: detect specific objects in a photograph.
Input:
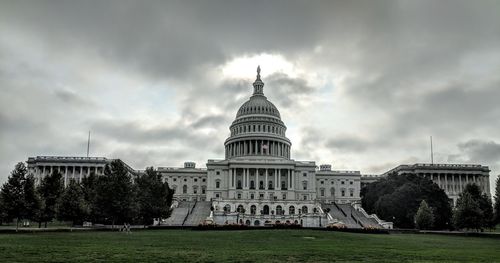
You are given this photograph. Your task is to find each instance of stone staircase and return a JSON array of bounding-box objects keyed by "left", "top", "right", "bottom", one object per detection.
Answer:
[
  {"left": 163, "top": 201, "right": 212, "bottom": 226},
  {"left": 184, "top": 201, "right": 212, "bottom": 226},
  {"left": 322, "top": 202, "right": 382, "bottom": 229}
]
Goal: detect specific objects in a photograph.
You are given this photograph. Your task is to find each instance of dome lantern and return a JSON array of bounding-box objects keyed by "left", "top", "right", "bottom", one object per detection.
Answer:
[{"left": 253, "top": 65, "right": 264, "bottom": 96}]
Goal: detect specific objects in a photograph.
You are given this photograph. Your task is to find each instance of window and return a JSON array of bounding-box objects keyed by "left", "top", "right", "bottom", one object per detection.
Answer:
[
  {"left": 193, "top": 186, "right": 198, "bottom": 194},
  {"left": 237, "top": 193, "right": 241, "bottom": 199},
  {"left": 282, "top": 193, "right": 286, "bottom": 200},
  {"left": 302, "top": 206, "right": 308, "bottom": 214},
  {"left": 194, "top": 178, "right": 198, "bottom": 182},
  {"left": 216, "top": 180, "right": 220, "bottom": 189},
  {"left": 303, "top": 195, "right": 307, "bottom": 200},
  {"left": 302, "top": 181, "right": 307, "bottom": 190},
  {"left": 250, "top": 193, "right": 254, "bottom": 199},
  {"left": 250, "top": 180, "right": 255, "bottom": 189},
  {"left": 350, "top": 189, "right": 354, "bottom": 197},
  {"left": 216, "top": 171, "right": 220, "bottom": 175},
  {"left": 184, "top": 178, "right": 187, "bottom": 182},
  {"left": 268, "top": 181, "right": 273, "bottom": 190},
  {"left": 276, "top": 205, "right": 283, "bottom": 215},
  {"left": 303, "top": 172, "right": 307, "bottom": 177},
  {"left": 341, "top": 181, "right": 345, "bottom": 185},
  {"left": 259, "top": 193, "right": 264, "bottom": 199},
  {"left": 203, "top": 179, "right": 206, "bottom": 182},
  {"left": 202, "top": 187, "right": 206, "bottom": 194},
  {"left": 237, "top": 180, "right": 242, "bottom": 189},
  {"left": 259, "top": 181, "right": 264, "bottom": 189},
  {"left": 341, "top": 189, "right": 345, "bottom": 196},
  {"left": 350, "top": 181, "right": 353, "bottom": 185},
  {"left": 289, "top": 206, "right": 295, "bottom": 215},
  {"left": 320, "top": 189, "right": 325, "bottom": 197},
  {"left": 250, "top": 205, "right": 256, "bottom": 215},
  {"left": 320, "top": 181, "right": 324, "bottom": 185},
  {"left": 215, "top": 193, "right": 220, "bottom": 198},
  {"left": 183, "top": 185, "right": 187, "bottom": 194},
  {"left": 173, "top": 178, "right": 177, "bottom": 182}
]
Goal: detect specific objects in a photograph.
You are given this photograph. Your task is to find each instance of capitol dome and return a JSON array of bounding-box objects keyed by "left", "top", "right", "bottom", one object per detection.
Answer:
[{"left": 225, "top": 66, "right": 291, "bottom": 160}]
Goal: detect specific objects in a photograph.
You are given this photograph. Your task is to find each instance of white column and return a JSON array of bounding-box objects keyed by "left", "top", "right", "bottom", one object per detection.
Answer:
[
  {"left": 265, "top": 169, "right": 268, "bottom": 190},
  {"left": 278, "top": 169, "right": 281, "bottom": 190},
  {"left": 64, "top": 166, "right": 68, "bottom": 187}
]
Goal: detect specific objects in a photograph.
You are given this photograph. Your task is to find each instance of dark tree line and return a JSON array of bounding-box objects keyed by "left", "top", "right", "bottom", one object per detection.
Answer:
[
  {"left": 453, "top": 184, "right": 494, "bottom": 231},
  {"left": 362, "top": 173, "right": 497, "bottom": 231},
  {"left": 0, "top": 161, "right": 174, "bottom": 228},
  {"left": 361, "top": 173, "right": 452, "bottom": 229}
]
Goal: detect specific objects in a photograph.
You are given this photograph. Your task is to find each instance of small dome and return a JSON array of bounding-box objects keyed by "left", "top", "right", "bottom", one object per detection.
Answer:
[{"left": 236, "top": 95, "right": 281, "bottom": 119}]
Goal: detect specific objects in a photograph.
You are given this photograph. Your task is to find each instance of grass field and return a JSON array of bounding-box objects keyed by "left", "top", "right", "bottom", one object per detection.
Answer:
[{"left": 0, "top": 229, "right": 498, "bottom": 262}]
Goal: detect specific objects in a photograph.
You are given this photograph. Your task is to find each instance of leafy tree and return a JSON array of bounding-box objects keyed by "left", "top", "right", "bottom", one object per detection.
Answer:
[
  {"left": 453, "top": 184, "right": 494, "bottom": 231},
  {"left": 361, "top": 174, "right": 452, "bottom": 229},
  {"left": 135, "top": 167, "right": 173, "bottom": 225},
  {"left": 0, "top": 163, "right": 27, "bottom": 230},
  {"left": 38, "top": 170, "right": 64, "bottom": 227},
  {"left": 23, "top": 174, "right": 44, "bottom": 227},
  {"left": 81, "top": 172, "right": 100, "bottom": 223},
  {"left": 494, "top": 176, "right": 500, "bottom": 225},
  {"left": 0, "top": 195, "right": 6, "bottom": 225},
  {"left": 453, "top": 192, "right": 483, "bottom": 231},
  {"left": 57, "top": 180, "right": 89, "bottom": 226},
  {"left": 95, "top": 160, "right": 136, "bottom": 227},
  {"left": 415, "top": 200, "right": 434, "bottom": 230}
]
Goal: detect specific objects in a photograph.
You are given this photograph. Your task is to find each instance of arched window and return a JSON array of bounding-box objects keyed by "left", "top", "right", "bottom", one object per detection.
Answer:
[
  {"left": 250, "top": 180, "right": 255, "bottom": 189},
  {"left": 237, "top": 180, "right": 242, "bottom": 189},
  {"left": 237, "top": 204, "right": 244, "bottom": 213},
  {"left": 263, "top": 205, "right": 270, "bottom": 215},
  {"left": 289, "top": 206, "right": 295, "bottom": 215},
  {"left": 245, "top": 220, "right": 251, "bottom": 226},
  {"left": 183, "top": 185, "right": 187, "bottom": 194},
  {"left": 259, "top": 180, "right": 264, "bottom": 190},
  {"left": 276, "top": 205, "right": 283, "bottom": 215},
  {"left": 216, "top": 180, "right": 220, "bottom": 189},
  {"left": 254, "top": 220, "right": 260, "bottom": 226},
  {"left": 250, "top": 205, "right": 256, "bottom": 215},
  {"left": 302, "top": 206, "right": 308, "bottom": 214},
  {"left": 224, "top": 204, "right": 231, "bottom": 212}
]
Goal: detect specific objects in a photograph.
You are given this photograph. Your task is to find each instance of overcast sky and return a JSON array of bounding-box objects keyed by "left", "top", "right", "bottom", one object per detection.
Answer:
[{"left": 1, "top": 0, "right": 499, "bottom": 196}]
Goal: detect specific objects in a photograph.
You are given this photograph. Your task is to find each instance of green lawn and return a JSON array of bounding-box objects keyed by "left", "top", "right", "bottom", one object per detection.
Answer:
[{"left": 0, "top": 229, "right": 498, "bottom": 262}]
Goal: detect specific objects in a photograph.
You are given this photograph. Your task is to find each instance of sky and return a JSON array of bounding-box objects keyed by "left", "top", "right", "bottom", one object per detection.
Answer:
[{"left": 1, "top": 0, "right": 499, "bottom": 196}]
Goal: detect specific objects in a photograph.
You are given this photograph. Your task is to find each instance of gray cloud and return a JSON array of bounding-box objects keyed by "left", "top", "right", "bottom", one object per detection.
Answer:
[{"left": 1, "top": 0, "right": 499, "bottom": 196}]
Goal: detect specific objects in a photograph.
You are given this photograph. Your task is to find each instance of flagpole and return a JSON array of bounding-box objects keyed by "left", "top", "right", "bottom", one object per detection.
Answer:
[{"left": 87, "top": 131, "right": 91, "bottom": 158}]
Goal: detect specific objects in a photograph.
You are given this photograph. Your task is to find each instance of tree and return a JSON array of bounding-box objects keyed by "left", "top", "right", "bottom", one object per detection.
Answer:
[
  {"left": 453, "top": 192, "right": 483, "bottom": 231},
  {"left": 0, "top": 163, "right": 27, "bottom": 230},
  {"left": 38, "top": 170, "right": 64, "bottom": 227},
  {"left": 452, "top": 183, "right": 494, "bottom": 231},
  {"left": 57, "top": 180, "right": 89, "bottom": 226},
  {"left": 361, "top": 173, "right": 452, "bottom": 229},
  {"left": 135, "top": 167, "right": 173, "bottom": 225},
  {"left": 494, "top": 176, "right": 500, "bottom": 225},
  {"left": 81, "top": 172, "right": 100, "bottom": 223},
  {"left": 415, "top": 200, "right": 434, "bottom": 230},
  {"left": 23, "top": 174, "right": 44, "bottom": 227},
  {"left": 95, "top": 160, "right": 136, "bottom": 227}
]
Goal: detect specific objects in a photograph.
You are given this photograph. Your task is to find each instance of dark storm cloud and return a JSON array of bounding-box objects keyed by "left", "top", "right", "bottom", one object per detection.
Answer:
[
  {"left": 457, "top": 140, "right": 500, "bottom": 164},
  {"left": 265, "top": 73, "right": 315, "bottom": 108},
  {"left": 326, "top": 136, "right": 368, "bottom": 153}
]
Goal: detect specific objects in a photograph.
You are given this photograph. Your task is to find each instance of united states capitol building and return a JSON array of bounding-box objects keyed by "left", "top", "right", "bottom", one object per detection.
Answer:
[{"left": 26, "top": 67, "right": 491, "bottom": 228}]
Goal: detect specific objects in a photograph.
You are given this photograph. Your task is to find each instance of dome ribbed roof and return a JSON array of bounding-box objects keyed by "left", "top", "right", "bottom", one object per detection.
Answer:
[{"left": 236, "top": 95, "right": 281, "bottom": 119}]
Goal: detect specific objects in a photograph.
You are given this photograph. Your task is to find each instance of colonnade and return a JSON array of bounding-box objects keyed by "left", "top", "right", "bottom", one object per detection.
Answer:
[
  {"left": 31, "top": 165, "right": 105, "bottom": 186},
  {"left": 225, "top": 139, "right": 290, "bottom": 159},
  {"left": 228, "top": 167, "right": 294, "bottom": 191},
  {"left": 421, "top": 173, "right": 489, "bottom": 194}
]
